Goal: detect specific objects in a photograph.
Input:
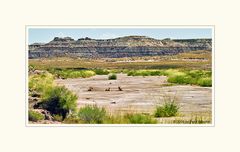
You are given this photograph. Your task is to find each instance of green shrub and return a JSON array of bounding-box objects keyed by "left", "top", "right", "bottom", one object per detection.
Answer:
[
  {"left": 94, "top": 69, "right": 109, "bottom": 75},
  {"left": 78, "top": 105, "right": 106, "bottom": 124},
  {"left": 29, "top": 65, "right": 36, "bottom": 71},
  {"left": 63, "top": 70, "right": 95, "bottom": 78},
  {"left": 127, "top": 71, "right": 135, "bottom": 76},
  {"left": 187, "top": 70, "right": 211, "bottom": 79},
  {"left": 125, "top": 113, "right": 157, "bottom": 124},
  {"left": 29, "top": 72, "right": 54, "bottom": 94},
  {"left": 127, "top": 70, "right": 155, "bottom": 76},
  {"left": 164, "top": 69, "right": 186, "bottom": 77},
  {"left": 127, "top": 69, "right": 181, "bottom": 77},
  {"left": 82, "top": 70, "right": 96, "bottom": 78},
  {"left": 126, "top": 69, "right": 212, "bottom": 87},
  {"left": 168, "top": 75, "right": 194, "bottom": 84},
  {"left": 109, "top": 69, "right": 129, "bottom": 74},
  {"left": 63, "top": 116, "right": 82, "bottom": 124},
  {"left": 53, "top": 114, "right": 63, "bottom": 121},
  {"left": 167, "top": 70, "right": 212, "bottom": 87},
  {"left": 108, "top": 74, "right": 117, "bottom": 80},
  {"left": 197, "top": 77, "right": 212, "bottom": 87},
  {"left": 29, "top": 71, "right": 78, "bottom": 119},
  {"left": 103, "top": 115, "right": 128, "bottom": 124},
  {"left": 150, "top": 70, "right": 164, "bottom": 76},
  {"left": 28, "top": 110, "right": 44, "bottom": 122},
  {"left": 136, "top": 70, "right": 151, "bottom": 76},
  {"left": 48, "top": 68, "right": 96, "bottom": 79},
  {"left": 40, "top": 86, "right": 78, "bottom": 119},
  {"left": 154, "top": 101, "right": 179, "bottom": 117}
]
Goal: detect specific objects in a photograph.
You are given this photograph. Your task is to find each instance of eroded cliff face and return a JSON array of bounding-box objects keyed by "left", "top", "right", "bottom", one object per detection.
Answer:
[{"left": 28, "top": 36, "right": 212, "bottom": 58}]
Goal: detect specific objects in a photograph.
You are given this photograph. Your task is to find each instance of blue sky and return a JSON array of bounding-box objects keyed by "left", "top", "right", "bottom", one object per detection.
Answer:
[{"left": 28, "top": 28, "right": 212, "bottom": 44}]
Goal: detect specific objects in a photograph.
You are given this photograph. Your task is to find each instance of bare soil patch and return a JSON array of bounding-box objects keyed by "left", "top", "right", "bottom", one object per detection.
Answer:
[{"left": 55, "top": 74, "right": 212, "bottom": 117}]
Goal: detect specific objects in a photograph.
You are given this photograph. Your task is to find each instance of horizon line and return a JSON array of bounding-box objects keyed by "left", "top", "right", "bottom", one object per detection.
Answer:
[{"left": 29, "top": 35, "right": 212, "bottom": 44}]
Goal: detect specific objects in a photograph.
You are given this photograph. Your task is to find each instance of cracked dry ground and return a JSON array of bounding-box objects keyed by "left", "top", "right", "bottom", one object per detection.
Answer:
[{"left": 55, "top": 74, "right": 212, "bottom": 122}]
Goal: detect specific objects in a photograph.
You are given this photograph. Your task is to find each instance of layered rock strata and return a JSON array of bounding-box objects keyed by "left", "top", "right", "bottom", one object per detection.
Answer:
[{"left": 29, "top": 36, "right": 212, "bottom": 58}]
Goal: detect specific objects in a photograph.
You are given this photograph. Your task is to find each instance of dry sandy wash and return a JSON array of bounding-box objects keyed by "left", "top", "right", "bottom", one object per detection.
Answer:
[{"left": 55, "top": 74, "right": 212, "bottom": 117}]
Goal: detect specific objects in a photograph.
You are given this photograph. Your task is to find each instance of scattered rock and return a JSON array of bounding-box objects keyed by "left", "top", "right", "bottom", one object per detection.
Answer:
[
  {"left": 118, "top": 86, "right": 123, "bottom": 91},
  {"left": 32, "top": 109, "right": 53, "bottom": 121},
  {"left": 33, "top": 70, "right": 45, "bottom": 75},
  {"left": 88, "top": 87, "right": 93, "bottom": 91},
  {"left": 29, "top": 96, "right": 40, "bottom": 102},
  {"left": 31, "top": 91, "right": 41, "bottom": 98},
  {"left": 29, "top": 120, "right": 62, "bottom": 124},
  {"left": 105, "top": 87, "right": 110, "bottom": 91}
]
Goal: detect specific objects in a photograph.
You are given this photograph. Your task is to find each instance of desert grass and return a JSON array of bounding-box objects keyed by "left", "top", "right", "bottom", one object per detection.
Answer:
[
  {"left": 126, "top": 69, "right": 212, "bottom": 87},
  {"left": 167, "top": 70, "right": 212, "bottom": 87},
  {"left": 154, "top": 101, "right": 179, "bottom": 117},
  {"left": 29, "top": 50, "right": 211, "bottom": 70},
  {"left": 28, "top": 110, "right": 45, "bottom": 122},
  {"left": 77, "top": 105, "right": 107, "bottom": 124},
  {"left": 47, "top": 68, "right": 96, "bottom": 79},
  {"left": 60, "top": 103, "right": 211, "bottom": 124},
  {"left": 28, "top": 50, "right": 212, "bottom": 124}
]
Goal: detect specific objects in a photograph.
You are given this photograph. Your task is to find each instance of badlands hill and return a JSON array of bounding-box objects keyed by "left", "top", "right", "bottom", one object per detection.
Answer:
[{"left": 28, "top": 36, "right": 212, "bottom": 58}]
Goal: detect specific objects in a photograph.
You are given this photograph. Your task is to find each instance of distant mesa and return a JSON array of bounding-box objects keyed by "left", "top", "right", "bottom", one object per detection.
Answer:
[
  {"left": 78, "top": 37, "right": 92, "bottom": 41},
  {"left": 52, "top": 37, "right": 75, "bottom": 42},
  {"left": 28, "top": 35, "right": 212, "bottom": 58}
]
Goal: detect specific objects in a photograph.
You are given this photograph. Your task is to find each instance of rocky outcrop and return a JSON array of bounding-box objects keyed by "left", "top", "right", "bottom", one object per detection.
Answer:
[{"left": 28, "top": 36, "right": 212, "bottom": 58}]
